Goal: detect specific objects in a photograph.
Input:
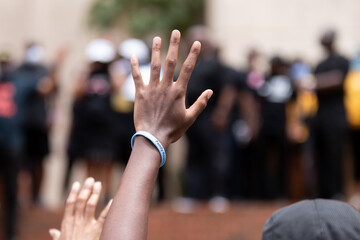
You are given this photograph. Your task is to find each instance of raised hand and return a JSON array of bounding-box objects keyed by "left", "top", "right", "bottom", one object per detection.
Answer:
[
  {"left": 132, "top": 29, "right": 213, "bottom": 149},
  {"left": 49, "top": 178, "right": 112, "bottom": 240}
]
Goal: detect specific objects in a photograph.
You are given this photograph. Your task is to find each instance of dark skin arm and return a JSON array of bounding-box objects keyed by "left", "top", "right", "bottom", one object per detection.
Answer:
[
  {"left": 315, "top": 69, "right": 344, "bottom": 92},
  {"left": 212, "top": 84, "right": 237, "bottom": 133},
  {"left": 72, "top": 71, "right": 88, "bottom": 100},
  {"left": 100, "top": 30, "right": 212, "bottom": 240},
  {"left": 238, "top": 89, "right": 260, "bottom": 140}
]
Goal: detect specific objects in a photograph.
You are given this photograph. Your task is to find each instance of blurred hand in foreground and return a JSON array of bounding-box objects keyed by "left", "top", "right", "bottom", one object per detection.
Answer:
[{"left": 49, "top": 177, "right": 112, "bottom": 240}]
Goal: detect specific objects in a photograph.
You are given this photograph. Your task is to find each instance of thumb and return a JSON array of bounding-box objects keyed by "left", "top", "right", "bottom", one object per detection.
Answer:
[
  {"left": 187, "top": 89, "right": 213, "bottom": 123},
  {"left": 97, "top": 198, "right": 113, "bottom": 225},
  {"left": 49, "top": 228, "right": 61, "bottom": 240}
]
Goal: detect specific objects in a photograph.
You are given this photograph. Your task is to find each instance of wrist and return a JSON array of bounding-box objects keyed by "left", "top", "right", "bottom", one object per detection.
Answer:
[
  {"left": 131, "top": 136, "right": 161, "bottom": 167},
  {"left": 135, "top": 127, "right": 170, "bottom": 149},
  {"left": 131, "top": 131, "right": 167, "bottom": 167}
]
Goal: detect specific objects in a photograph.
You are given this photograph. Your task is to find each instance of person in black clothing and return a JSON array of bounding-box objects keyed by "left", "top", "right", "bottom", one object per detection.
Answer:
[
  {"left": 255, "top": 56, "right": 293, "bottom": 199},
  {"left": 0, "top": 48, "right": 57, "bottom": 240},
  {"left": 312, "top": 29, "right": 349, "bottom": 199},
  {"left": 181, "top": 26, "right": 237, "bottom": 212},
  {"left": 69, "top": 39, "right": 117, "bottom": 201},
  {"left": 15, "top": 42, "right": 62, "bottom": 205}
]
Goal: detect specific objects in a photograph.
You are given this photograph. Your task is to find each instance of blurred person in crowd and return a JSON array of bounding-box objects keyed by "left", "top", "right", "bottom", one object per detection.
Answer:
[
  {"left": 172, "top": 25, "right": 236, "bottom": 213},
  {"left": 287, "top": 58, "right": 318, "bottom": 199},
  {"left": 312, "top": 29, "right": 349, "bottom": 199},
  {"left": 69, "top": 39, "right": 117, "bottom": 201},
  {"left": 109, "top": 38, "right": 137, "bottom": 170},
  {"left": 344, "top": 52, "right": 360, "bottom": 207},
  {"left": 232, "top": 48, "right": 264, "bottom": 199},
  {"left": 227, "top": 67, "right": 260, "bottom": 199},
  {"left": 246, "top": 48, "right": 267, "bottom": 91},
  {"left": 255, "top": 56, "right": 294, "bottom": 199},
  {"left": 0, "top": 51, "right": 15, "bottom": 81},
  {"left": 15, "top": 42, "right": 64, "bottom": 206},
  {"left": 0, "top": 47, "right": 57, "bottom": 240}
]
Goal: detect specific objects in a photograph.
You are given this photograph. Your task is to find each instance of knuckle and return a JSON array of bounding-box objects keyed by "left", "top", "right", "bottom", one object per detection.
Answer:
[
  {"left": 183, "top": 63, "right": 193, "bottom": 73},
  {"left": 174, "top": 87, "right": 183, "bottom": 97},
  {"left": 132, "top": 73, "right": 140, "bottom": 80},
  {"left": 77, "top": 196, "right": 87, "bottom": 204},
  {"left": 86, "top": 201, "right": 96, "bottom": 208},
  {"left": 131, "top": 61, "right": 138, "bottom": 68},
  {"left": 151, "top": 64, "right": 161, "bottom": 73},
  {"left": 201, "top": 98, "right": 208, "bottom": 108},
  {"left": 66, "top": 198, "right": 76, "bottom": 205},
  {"left": 170, "top": 36, "right": 180, "bottom": 44},
  {"left": 153, "top": 42, "right": 161, "bottom": 51},
  {"left": 166, "top": 57, "right": 177, "bottom": 68}
]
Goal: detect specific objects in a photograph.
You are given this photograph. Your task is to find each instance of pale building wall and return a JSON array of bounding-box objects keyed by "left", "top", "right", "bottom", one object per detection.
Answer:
[{"left": 207, "top": 0, "right": 360, "bottom": 68}]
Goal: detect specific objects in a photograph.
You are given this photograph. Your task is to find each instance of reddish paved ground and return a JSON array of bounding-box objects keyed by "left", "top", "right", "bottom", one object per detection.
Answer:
[{"left": 0, "top": 201, "right": 288, "bottom": 240}]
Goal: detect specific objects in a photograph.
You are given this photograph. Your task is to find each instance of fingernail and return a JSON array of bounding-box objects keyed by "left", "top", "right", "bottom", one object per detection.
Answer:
[
  {"left": 131, "top": 55, "right": 137, "bottom": 63},
  {"left": 72, "top": 181, "right": 80, "bottom": 191},
  {"left": 172, "top": 30, "right": 180, "bottom": 38},
  {"left": 85, "top": 177, "right": 95, "bottom": 187},
  {"left": 207, "top": 90, "right": 213, "bottom": 100},
  {"left": 108, "top": 198, "right": 113, "bottom": 206},
  {"left": 193, "top": 41, "right": 201, "bottom": 52},
  {"left": 153, "top": 37, "right": 161, "bottom": 45},
  {"left": 93, "top": 181, "right": 102, "bottom": 192}
]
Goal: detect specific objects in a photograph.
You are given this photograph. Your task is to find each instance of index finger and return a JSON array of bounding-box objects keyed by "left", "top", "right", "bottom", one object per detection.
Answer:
[{"left": 176, "top": 41, "right": 201, "bottom": 90}]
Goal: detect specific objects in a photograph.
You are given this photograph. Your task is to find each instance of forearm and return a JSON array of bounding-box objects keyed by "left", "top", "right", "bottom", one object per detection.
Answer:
[
  {"left": 315, "top": 70, "right": 343, "bottom": 91},
  {"left": 238, "top": 90, "right": 260, "bottom": 138},
  {"left": 215, "top": 85, "right": 237, "bottom": 114},
  {"left": 100, "top": 136, "right": 160, "bottom": 240}
]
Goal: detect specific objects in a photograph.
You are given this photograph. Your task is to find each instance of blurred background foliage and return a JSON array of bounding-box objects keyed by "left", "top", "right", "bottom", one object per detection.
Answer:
[{"left": 88, "top": 0, "right": 204, "bottom": 37}]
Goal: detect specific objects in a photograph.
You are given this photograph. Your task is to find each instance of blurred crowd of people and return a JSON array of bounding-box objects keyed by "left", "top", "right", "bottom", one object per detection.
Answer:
[
  {"left": 1, "top": 25, "right": 360, "bottom": 239},
  {"left": 0, "top": 42, "right": 64, "bottom": 239},
  {"left": 174, "top": 26, "right": 360, "bottom": 213}
]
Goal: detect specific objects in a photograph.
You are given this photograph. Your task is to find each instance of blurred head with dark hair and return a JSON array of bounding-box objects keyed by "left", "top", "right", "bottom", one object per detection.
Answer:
[
  {"left": 320, "top": 29, "right": 337, "bottom": 54},
  {"left": 0, "top": 51, "right": 13, "bottom": 82},
  {"left": 270, "top": 56, "right": 289, "bottom": 76},
  {"left": 186, "top": 25, "right": 219, "bottom": 61}
]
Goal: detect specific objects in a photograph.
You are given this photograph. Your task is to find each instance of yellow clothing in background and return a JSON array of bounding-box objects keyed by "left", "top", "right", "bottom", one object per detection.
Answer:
[{"left": 345, "top": 71, "right": 360, "bottom": 128}]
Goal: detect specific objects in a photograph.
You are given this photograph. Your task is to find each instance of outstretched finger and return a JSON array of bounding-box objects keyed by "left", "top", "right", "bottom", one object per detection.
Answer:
[
  {"left": 162, "top": 30, "right": 181, "bottom": 86},
  {"left": 74, "top": 177, "right": 95, "bottom": 221},
  {"left": 64, "top": 181, "right": 81, "bottom": 219},
  {"left": 176, "top": 41, "right": 201, "bottom": 90},
  {"left": 131, "top": 55, "right": 144, "bottom": 90},
  {"left": 97, "top": 198, "right": 113, "bottom": 225},
  {"left": 49, "top": 228, "right": 61, "bottom": 240},
  {"left": 149, "top": 36, "right": 162, "bottom": 85},
  {"left": 84, "top": 181, "right": 102, "bottom": 220},
  {"left": 186, "top": 89, "right": 213, "bottom": 124}
]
